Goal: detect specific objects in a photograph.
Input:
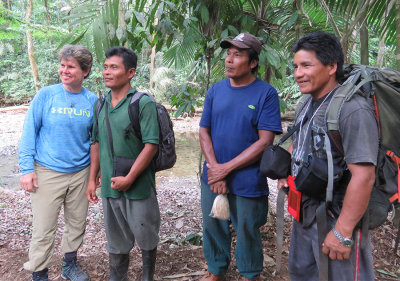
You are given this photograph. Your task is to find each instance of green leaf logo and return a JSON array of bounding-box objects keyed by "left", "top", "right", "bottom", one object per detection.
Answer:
[{"left": 248, "top": 105, "right": 255, "bottom": 110}]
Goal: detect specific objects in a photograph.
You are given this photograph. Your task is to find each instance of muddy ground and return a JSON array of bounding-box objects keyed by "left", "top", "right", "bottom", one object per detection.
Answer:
[{"left": 0, "top": 108, "right": 399, "bottom": 281}]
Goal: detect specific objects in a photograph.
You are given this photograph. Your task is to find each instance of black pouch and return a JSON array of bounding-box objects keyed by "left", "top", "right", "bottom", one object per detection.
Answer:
[
  {"left": 260, "top": 145, "right": 291, "bottom": 179},
  {"left": 295, "top": 154, "right": 347, "bottom": 200},
  {"left": 294, "top": 155, "right": 331, "bottom": 200},
  {"left": 113, "top": 156, "right": 136, "bottom": 177}
]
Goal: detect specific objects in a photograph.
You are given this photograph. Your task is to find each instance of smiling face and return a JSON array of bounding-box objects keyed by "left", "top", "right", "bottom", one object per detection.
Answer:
[
  {"left": 225, "top": 47, "right": 257, "bottom": 85},
  {"left": 102, "top": 55, "right": 135, "bottom": 91},
  {"left": 293, "top": 49, "right": 338, "bottom": 99},
  {"left": 59, "top": 58, "right": 89, "bottom": 92}
]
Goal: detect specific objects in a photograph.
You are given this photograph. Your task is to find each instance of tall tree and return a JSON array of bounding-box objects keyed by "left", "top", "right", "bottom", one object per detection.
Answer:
[
  {"left": 396, "top": 0, "right": 400, "bottom": 70},
  {"left": 25, "top": 0, "right": 40, "bottom": 92},
  {"left": 360, "top": 6, "right": 369, "bottom": 65}
]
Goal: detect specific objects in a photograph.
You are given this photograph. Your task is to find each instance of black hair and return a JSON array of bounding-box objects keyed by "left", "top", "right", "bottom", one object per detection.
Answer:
[
  {"left": 105, "top": 47, "right": 137, "bottom": 71},
  {"left": 292, "top": 31, "right": 344, "bottom": 80},
  {"left": 247, "top": 48, "right": 259, "bottom": 74}
]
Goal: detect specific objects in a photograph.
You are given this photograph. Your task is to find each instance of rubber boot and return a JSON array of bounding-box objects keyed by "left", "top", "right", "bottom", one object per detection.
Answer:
[
  {"left": 108, "top": 253, "right": 129, "bottom": 281},
  {"left": 141, "top": 247, "right": 157, "bottom": 281}
]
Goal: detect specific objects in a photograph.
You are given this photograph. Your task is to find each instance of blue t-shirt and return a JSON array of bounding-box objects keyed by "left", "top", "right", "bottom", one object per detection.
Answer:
[
  {"left": 18, "top": 83, "right": 98, "bottom": 175},
  {"left": 200, "top": 78, "right": 282, "bottom": 197}
]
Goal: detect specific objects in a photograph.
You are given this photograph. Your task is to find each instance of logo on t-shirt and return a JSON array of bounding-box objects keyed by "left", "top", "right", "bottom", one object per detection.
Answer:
[{"left": 248, "top": 105, "right": 255, "bottom": 110}]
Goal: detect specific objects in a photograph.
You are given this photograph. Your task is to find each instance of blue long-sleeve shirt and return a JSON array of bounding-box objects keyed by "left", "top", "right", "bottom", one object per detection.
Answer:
[{"left": 18, "top": 83, "right": 98, "bottom": 175}]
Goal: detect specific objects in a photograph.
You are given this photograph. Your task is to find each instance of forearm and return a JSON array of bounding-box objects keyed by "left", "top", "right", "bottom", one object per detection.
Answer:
[
  {"left": 224, "top": 131, "right": 275, "bottom": 173},
  {"left": 125, "top": 143, "right": 158, "bottom": 184},
  {"left": 199, "top": 127, "right": 218, "bottom": 164},
  {"left": 18, "top": 113, "right": 39, "bottom": 175},
  {"left": 335, "top": 164, "right": 375, "bottom": 237}
]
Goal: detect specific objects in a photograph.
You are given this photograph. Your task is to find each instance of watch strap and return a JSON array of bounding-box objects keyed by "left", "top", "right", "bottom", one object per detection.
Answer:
[{"left": 332, "top": 227, "right": 353, "bottom": 247}]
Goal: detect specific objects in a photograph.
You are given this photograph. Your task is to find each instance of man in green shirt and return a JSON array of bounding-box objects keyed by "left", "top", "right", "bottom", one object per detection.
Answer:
[{"left": 86, "top": 47, "right": 160, "bottom": 281}]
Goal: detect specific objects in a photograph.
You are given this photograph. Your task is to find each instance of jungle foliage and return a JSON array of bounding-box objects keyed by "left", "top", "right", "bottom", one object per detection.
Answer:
[{"left": 1, "top": 0, "right": 399, "bottom": 115}]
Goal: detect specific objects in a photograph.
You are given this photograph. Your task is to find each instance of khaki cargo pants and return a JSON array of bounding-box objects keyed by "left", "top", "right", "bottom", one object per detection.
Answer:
[{"left": 23, "top": 163, "right": 90, "bottom": 272}]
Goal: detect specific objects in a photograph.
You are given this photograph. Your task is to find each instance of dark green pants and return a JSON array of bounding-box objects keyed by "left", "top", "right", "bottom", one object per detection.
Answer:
[{"left": 201, "top": 181, "right": 268, "bottom": 279}]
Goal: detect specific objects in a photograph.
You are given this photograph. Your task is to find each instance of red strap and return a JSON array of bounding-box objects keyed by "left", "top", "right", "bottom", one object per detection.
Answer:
[
  {"left": 373, "top": 96, "right": 381, "bottom": 135},
  {"left": 386, "top": 150, "right": 400, "bottom": 203}
]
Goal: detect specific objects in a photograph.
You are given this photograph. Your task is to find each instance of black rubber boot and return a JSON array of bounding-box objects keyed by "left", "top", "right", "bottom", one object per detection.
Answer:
[
  {"left": 141, "top": 248, "right": 157, "bottom": 281},
  {"left": 108, "top": 253, "right": 129, "bottom": 281}
]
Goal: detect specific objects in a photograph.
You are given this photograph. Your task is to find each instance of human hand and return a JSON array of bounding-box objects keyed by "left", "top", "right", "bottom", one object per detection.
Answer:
[
  {"left": 86, "top": 181, "right": 100, "bottom": 203},
  {"left": 210, "top": 180, "right": 228, "bottom": 195},
  {"left": 110, "top": 176, "right": 132, "bottom": 192},
  {"left": 207, "top": 163, "right": 229, "bottom": 184},
  {"left": 321, "top": 230, "right": 351, "bottom": 260},
  {"left": 20, "top": 172, "right": 38, "bottom": 193},
  {"left": 277, "top": 178, "right": 288, "bottom": 190},
  {"left": 95, "top": 171, "right": 101, "bottom": 189}
]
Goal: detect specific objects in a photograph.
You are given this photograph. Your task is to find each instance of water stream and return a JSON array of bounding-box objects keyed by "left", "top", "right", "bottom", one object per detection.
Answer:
[{"left": 0, "top": 132, "right": 289, "bottom": 191}]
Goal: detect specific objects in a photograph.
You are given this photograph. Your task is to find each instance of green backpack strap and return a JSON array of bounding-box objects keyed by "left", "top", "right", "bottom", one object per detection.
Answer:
[{"left": 327, "top": 65, "right": 374, "bottom": 132}]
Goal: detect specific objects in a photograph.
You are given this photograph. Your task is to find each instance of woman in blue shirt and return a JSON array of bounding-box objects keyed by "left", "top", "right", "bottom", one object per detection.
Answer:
[{"left": 18, "top": 45, "right": 98, "bottom": 281}]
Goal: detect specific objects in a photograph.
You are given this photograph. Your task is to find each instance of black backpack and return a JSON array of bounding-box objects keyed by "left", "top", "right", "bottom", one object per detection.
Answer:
[{"left": 94, "top": 91, "right": 176, "bottom": 172}]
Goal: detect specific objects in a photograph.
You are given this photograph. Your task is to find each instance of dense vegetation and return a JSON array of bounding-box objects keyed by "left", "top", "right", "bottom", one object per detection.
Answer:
[{"left": 1, "top": 0, "right": 399, "bottom": 115}]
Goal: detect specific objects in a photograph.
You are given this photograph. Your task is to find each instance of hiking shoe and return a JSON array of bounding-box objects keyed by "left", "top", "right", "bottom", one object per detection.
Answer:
[
  {"left": 61, "top": 258, "right": 90, "bottom": 281},
  {"left": 32, "top": 268, "right": 48, "bottom": 281}
]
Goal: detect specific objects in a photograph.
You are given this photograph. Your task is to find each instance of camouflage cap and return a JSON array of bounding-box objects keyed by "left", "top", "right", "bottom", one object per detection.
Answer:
[{"left": 220, "top": 33, "right": 263, "bottom": 55}]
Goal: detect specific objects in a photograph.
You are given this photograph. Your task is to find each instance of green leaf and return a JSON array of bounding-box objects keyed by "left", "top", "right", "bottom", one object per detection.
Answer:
[
  {"left": 286, "top": 13, "right": 298, "bottom": 28},
  {"left": 116, "top": 26, "right": 125, "bottom": 41},
  {"left": 107, "top": 24, "right": 116, "bottom": 40},
  {"left": 133, "top": 11, "right": 146, "bottom": 26},
  {"left": 227, "top": 25, "right": 239, "bottom": 35},
  {"left": 376, "top": 269, "right": 398, "bottom": 278},
  {"left": 207, "top": 38, "right": 218, "bottom": 48},
  {"left": 93, "top": 19, "right": 106, "bottom": 63},
  {"left": 156, "top": 2, "right": 164, "bottom": 20},
  {"left": 264, "top": 45, "right": 280, "bottom": 68},
  {"left": 124, "top": 10, "right": 133, "bottom": 23},
  {"left": 71, "top": 30, "right": 88, "bottom": 45},
  {"left": 200, "top": 4, "right": 209, "bottom": 23},
  {"left": 221, "top": 29, "right": 229, "bottom": 39}
]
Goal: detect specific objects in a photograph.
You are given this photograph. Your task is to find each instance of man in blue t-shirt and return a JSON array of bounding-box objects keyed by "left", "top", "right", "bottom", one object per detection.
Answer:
[{"left": 199, "top": 33, "right": 282, "bottom": 281}]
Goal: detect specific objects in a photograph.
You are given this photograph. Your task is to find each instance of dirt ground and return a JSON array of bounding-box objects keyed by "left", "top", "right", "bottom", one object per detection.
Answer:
[{"left": 0, "top": 108, "right": 399, "bottom": 281}]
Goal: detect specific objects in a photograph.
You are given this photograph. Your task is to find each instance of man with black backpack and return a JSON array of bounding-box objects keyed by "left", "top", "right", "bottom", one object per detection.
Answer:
[
  {"left": 86, "top": 47, "right": 160, "bottom": 281},
  {"left": 278, "top": 31, "right": 379, "bottom": 280}
]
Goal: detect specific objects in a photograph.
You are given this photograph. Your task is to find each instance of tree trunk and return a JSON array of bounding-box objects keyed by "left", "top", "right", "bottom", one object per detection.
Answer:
[
  {"left": 377, "top": 0, "right": 395, "bottom": 67},
  {"left": 359, "top": 5, "right": 369, "bottom": 65},
  {"left": 149, "top": 46, "right": 156, "bottom": 89},
  {"left": 2, "top": 0, "right": 11, "bottom": 9},
  {"left": 377, "top": 37, "right": 386, "bottom": 68},
  {"left": 263, "top": 64, "right": 272, "bottom": 84},
  {"left": 359, "top": 26, "right": 369, "bottom": 65},
  {"left": 43, "top": 0, "right": 51, "bottom": 26},
  {"left": 294, "top": 0, "right": 303, "bottom": 40},
  {"left": 26, "top": 0, "right": 40, "bottom": 92},
  {"left": 149, "top": 17, "right": 158, "bottom": 89},
  {"left": 119, "top": 2, "right": 128, "bottom": 47},
  {"left": 396, "top": 0, "right": 400, "bottom": 71}
]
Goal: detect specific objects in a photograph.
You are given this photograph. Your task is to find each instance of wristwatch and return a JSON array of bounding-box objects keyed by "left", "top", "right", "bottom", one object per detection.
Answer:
[{"left": 332, "top": 227, "right": 353, "bottom": 247}]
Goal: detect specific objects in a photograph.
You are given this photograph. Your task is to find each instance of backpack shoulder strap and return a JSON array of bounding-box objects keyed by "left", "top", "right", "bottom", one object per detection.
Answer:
[
  {"left": 94, "top": 95, "right": 106, "bottom": 141},
  {"left": 128, "top": 91, "right": 156, "bottom": 140},
  {"left": 96, "top": 95, "right": 106, "bottom": 117}
]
